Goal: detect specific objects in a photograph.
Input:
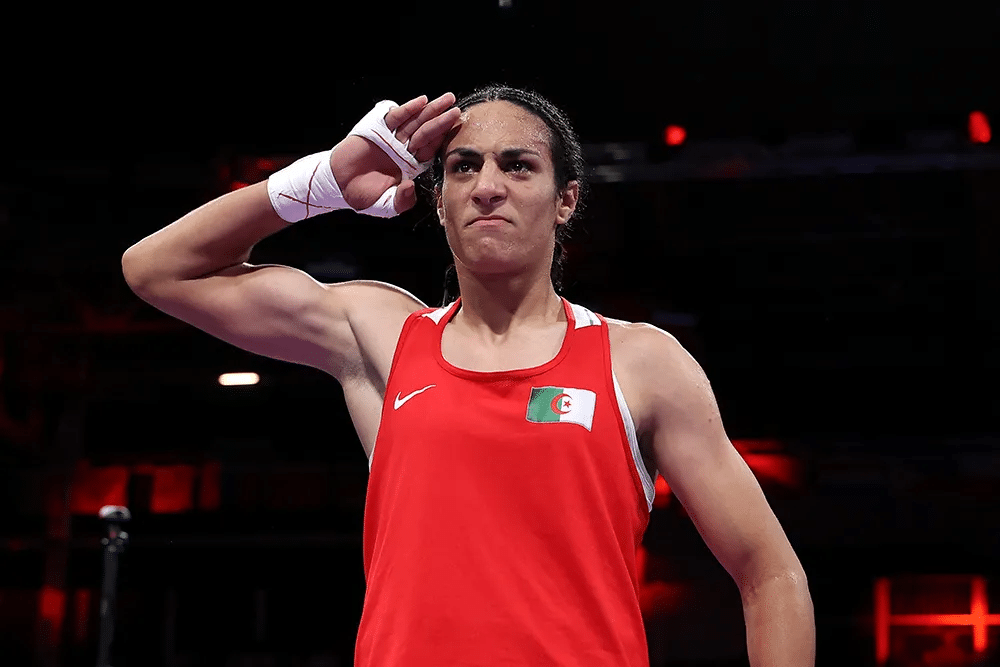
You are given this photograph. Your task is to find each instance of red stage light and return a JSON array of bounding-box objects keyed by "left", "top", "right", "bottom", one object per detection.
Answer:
[
  {"left": 969, "top": 111, "right": 991, "bottom": 144},
  {"left": 38, "top": 586, "right": 66, "bottom": 646},
  {"left": 254, "top": 157, "right": 281, "bottom": 173},
  {"left": 70, "top": 462, "right": 128, "bottom": 515},
  {"left": 875, "top": 575, "right": 1000, "bottom": 663},
  {"left": 664, "top": 125, "right": 687, "bottom": 146},
  {"left": 150, "top": 465, "right": 195, "bottom": 514}
]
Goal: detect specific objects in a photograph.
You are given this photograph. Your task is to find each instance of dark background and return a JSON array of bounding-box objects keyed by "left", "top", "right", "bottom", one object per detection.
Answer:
[{"left": 2, "top": 1, "right": 999, "bottom": 666}]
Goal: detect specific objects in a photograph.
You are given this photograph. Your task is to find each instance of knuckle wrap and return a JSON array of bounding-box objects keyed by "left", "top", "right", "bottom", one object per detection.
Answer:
[{"left": 266, "top": 100, "right": 432, "bottom": 221}]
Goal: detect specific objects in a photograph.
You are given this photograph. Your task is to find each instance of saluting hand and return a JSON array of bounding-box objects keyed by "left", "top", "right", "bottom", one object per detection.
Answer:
[{"left": 330, "top": 93, "right": 462, "bottom": 215}]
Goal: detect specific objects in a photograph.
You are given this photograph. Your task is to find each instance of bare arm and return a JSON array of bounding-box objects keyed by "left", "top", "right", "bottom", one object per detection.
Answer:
[
  {"left": 122, "top": 180, "right": 288, "bottom": 288},
  {"left": 635, "top": 325, "right": 815, "bottom": 667},
  {"left": 121, "top": 93, "right": 461, "bottom": 379},
  {"left": 121, "top": 181, "right": 362, "bottom": 375}
]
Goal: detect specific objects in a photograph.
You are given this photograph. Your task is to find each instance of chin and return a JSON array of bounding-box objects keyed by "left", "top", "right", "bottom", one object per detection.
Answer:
[{"left": 459, "top": 250, "right": 526, "bottom": 277}]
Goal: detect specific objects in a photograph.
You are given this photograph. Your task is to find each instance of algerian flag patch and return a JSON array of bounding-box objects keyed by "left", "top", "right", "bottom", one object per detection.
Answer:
[{"left": 526, "top": 386, "right": 597, "bottom": 431}]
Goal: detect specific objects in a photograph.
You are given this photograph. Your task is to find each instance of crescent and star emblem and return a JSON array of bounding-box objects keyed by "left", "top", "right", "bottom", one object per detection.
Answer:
[{"left": 550, "top": 393, "right": 572, "bottom": 415}]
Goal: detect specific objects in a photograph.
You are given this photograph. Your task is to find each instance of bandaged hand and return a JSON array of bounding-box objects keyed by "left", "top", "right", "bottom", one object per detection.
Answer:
[{"left": 268, "top": 93, "right": 460, "bottom": 221}]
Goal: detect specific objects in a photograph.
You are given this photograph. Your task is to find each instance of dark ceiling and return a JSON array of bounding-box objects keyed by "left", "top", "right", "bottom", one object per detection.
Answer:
[
  {"left": 8, "top": 1, "right": 1000, "bottom": 151},
  {"left": 3, "top": 0, "right": 999, "bottom": 451}
]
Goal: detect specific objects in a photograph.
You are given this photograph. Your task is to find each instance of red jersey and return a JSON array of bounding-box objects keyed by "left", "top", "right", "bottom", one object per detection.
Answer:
[{"left": 356, "top": 296, "right": 656, "bottom": 667}]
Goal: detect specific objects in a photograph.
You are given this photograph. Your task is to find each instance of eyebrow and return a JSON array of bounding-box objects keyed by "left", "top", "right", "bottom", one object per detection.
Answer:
[{"left": 444, "top": 147, "right": 543, "bottom": 160}]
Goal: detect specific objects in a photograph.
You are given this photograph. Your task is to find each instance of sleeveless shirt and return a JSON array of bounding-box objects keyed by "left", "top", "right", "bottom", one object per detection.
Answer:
[{"left": 355, "top": 296, "right": 656, "bottom": 667}]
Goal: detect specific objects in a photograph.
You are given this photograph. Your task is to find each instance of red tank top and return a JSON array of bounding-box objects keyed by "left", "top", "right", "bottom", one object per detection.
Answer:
[{"left": 355, "top": 296, "right": 656, "bottom": 667}]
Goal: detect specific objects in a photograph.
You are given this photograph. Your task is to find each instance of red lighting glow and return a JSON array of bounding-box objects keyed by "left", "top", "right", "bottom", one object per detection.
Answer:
[
  {"left": 732, "top": 439, "right": 802, "bottom": 487},
  {"left": 70, "top": 462, "right": 128, "bottom": 515},
  {"left": 38, "top": 586, "right": 66, "bottom": 646},
  {"left": 199, "top": 461, "right": 222, "bottom": 511},
  {"left": 874, "top": 575, "right": 1000, "bottom": 663},
  {"left": 664, "top": 125, "right": 687, "bottom": 146},
  {"left": 651, "top": 440, "right": 801, "bottom": 511},
  {"left": 635, "top": 545, "right": 683, "bottom": 618},
  {"left": 73, "top": 589, "right": 91, "bottom": 644},
  {"left": 254, "top": 157, "right": 281, "bottom": 173},
  {"left": 969, "top": 111, "right": 992, "bottom": 144},
  {"left": 69, "top": 460, "right": 221, "bottom": 515},
  {"left": 151, "top": 465, "right": 195, "bottom": 513},
  {"left": 742, "top": 453, "right": 801, "bottom": 487}
]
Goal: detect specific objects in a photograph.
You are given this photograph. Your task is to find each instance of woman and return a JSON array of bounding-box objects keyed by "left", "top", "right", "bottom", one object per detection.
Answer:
[{"left": 123, "top": 87, "right": 813, "bottom": 667}]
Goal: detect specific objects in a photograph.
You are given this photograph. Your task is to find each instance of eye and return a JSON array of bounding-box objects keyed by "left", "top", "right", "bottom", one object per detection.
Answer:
[
  {"left": 506, "top": 160, "right": 531, "bottom": 173},
  {"left": 450, "top": 159, "right": 477, "bottom": 174}
]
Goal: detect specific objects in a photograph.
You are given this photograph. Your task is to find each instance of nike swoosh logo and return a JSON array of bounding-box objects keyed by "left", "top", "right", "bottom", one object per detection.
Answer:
[{"left": 394, "top": 384, "right": 437, "bottom": 410}]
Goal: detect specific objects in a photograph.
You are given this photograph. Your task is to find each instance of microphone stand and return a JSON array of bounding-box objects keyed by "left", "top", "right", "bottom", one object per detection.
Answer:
[{"left": 96, "top": 505, "right": 131, "bottom": 667}]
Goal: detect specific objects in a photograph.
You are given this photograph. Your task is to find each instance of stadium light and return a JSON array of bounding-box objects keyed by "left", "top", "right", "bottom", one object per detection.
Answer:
[{"left": 218, "top": 372, "right": 260, "bottom": 386}]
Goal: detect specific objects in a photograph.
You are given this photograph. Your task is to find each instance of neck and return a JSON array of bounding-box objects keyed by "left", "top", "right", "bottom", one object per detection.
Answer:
[{"left": 451, "top": 263, "right": 565, "bottom": 339}]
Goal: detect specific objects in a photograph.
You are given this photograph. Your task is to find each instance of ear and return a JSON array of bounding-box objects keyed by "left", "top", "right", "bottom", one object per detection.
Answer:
[
  {"left": 435, "top": 185, "right": 445, "bottom": 226},
  {"left": 555, "top": 180, "right": 579, "bottom": 226}
]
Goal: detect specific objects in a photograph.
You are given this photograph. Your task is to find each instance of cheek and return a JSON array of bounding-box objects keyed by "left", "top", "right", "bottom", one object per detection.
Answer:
[
  {"left": 437, "top": 181, "right": 454, "bottom": 217},
  {"left": 439, "top": 177, "right": 477, "bottom": 222},
  {"left": 437, "top": 191, "right": 454, "bottom": 223},
  {"left": 529, "top": 185, "right": 561, "bottom": 216}
]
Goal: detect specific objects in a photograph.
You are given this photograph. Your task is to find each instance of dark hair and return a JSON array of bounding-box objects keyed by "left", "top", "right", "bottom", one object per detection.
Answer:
[{"left": 423, "top": 85, "right": 589, "bottom": 306}]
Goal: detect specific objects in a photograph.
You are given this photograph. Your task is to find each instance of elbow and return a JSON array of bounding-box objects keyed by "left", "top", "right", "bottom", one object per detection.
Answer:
[
  {"left": 735, "top": 548, "right": 810, "bottom": 599},
  {"left": 740, "top": 566, "right": 811, "bottom": 606},
  {"left": 778, "top": 566, "right": 809, "bottom": 596},
  {"left": 121, "top": 245, "right": 162, "bottom": 298},
  {"left": 121, "top": 247, "right": 148, "bottom": 294}
]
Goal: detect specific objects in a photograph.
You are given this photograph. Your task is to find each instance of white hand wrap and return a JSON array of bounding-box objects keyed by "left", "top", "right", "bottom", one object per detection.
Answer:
[
  {"left": 267, "top": 150, "right": 344, "bottom": 223},
  {"left": 348, "top": 100, "right": 433, "bottom": 182},
  {"left": 266, "top": 99, "right": 433, "bottom": 221}
]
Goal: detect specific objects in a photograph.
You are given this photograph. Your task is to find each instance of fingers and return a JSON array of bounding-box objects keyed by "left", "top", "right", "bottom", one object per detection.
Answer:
[
  {"left": 370, "top": 92, "right": 461, "bottom": 171},
  {"left": 384, "top": 95, "right": 428, "bottom": 132},
  {"left": 393, "top": 180, "right": 417, "bottom": 214},
  {"left": 394, "top": 92, "right": 457, "bottom": 143},
  {"left": 409, "top": 106, "right": 463, "bottom": 163}
]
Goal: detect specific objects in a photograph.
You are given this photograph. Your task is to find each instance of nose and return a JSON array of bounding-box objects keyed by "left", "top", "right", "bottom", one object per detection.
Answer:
[{"left": 471, "top": 160, "right": 506, "bottom": 208}]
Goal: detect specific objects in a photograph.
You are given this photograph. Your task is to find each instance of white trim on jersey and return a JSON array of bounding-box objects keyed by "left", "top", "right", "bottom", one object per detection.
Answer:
[
  {"left": 422, "top": 303, "right": 453, "bottom": 325},
  {"left": 571, "top": 303, "right": 601, "bottom": 328},
  {"left": 612, "top": 370, "right": 656, "bottom": 512}
]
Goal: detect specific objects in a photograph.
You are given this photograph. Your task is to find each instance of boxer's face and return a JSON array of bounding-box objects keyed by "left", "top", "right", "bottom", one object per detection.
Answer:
[{"left": 437, "top": 100, "right": 577, "bottom": 278}]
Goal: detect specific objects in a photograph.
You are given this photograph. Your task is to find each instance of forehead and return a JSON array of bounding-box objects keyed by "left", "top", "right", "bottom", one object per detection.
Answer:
[{"left": 444, "top": 100, "right": 551, "bottom": 154}]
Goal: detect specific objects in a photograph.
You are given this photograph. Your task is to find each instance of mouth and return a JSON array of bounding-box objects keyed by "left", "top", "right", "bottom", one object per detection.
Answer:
[{"left": 467, "top": 216, "right": 510, "bottom": 227}]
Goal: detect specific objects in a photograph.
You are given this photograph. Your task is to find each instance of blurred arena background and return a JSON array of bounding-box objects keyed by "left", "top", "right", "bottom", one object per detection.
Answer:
[{"left": 2, "top": 1, "right": 999, "bottom": 665}]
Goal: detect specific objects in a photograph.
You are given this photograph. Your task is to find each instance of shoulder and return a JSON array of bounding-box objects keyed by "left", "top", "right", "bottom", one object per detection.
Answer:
[
  {"left": 325, "top": 278, "right": 432, "bottom": 332},
  {"left": 606, "top": 317, "right": 715, "bottom": 415},
  {"left": 326, "top": 279, "right": 429, "bottom": 312},
  {"left": 603, "top": 317, "right": 711, "bottom": 432},
  {"left": 605, "top": 317, "right": 695, "bottom": 377},
  {"left": 321, "top": 279, "right": 429, "bottom": 382}
]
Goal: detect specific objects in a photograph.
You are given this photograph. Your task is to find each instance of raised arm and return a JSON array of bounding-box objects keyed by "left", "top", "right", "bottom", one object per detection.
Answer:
[
  {"left": 121, "top": 93, "right": 461, "bottom": 380},
  {"left": 633, "top": 325, "right": 815, "bottom": 667}
]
